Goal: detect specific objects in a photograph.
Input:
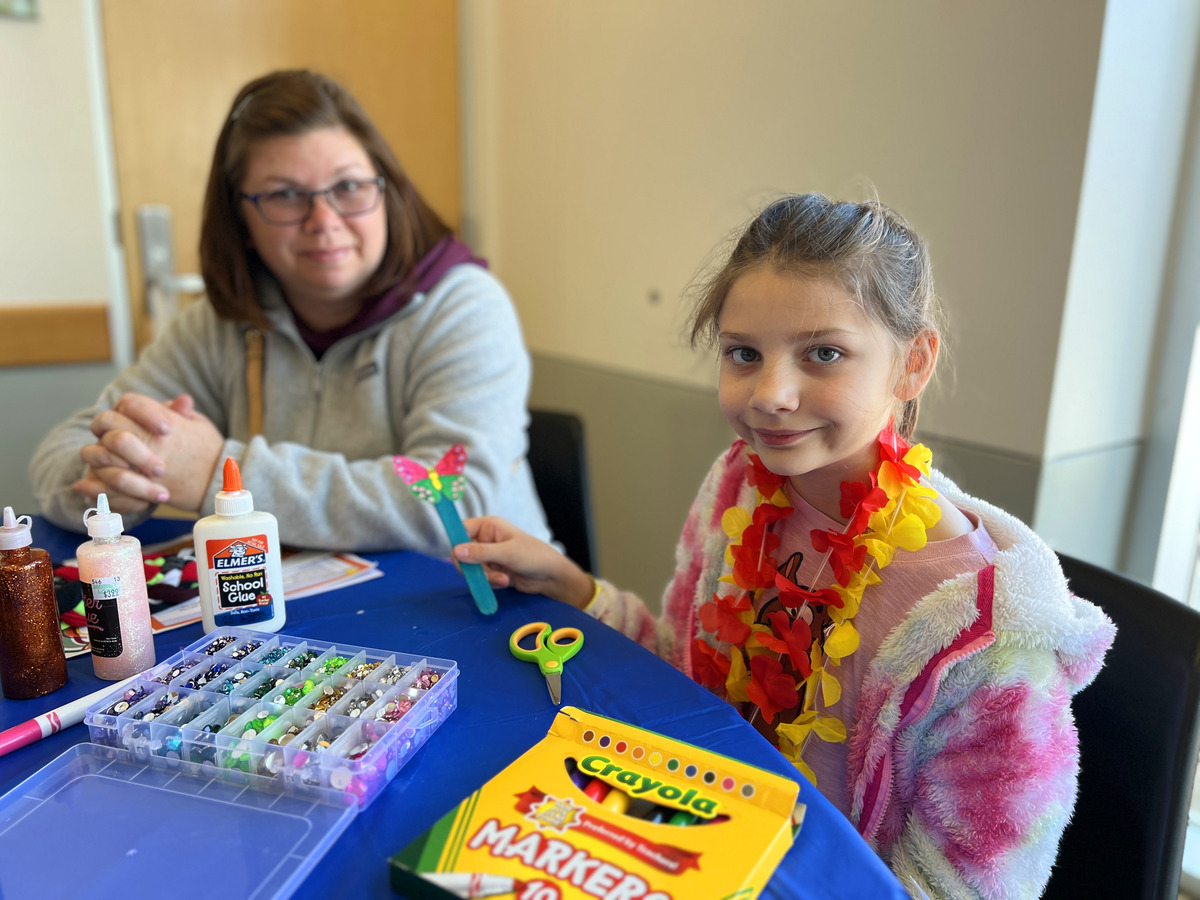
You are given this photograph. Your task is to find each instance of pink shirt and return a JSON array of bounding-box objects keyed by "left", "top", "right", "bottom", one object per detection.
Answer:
[{"left": 767, "top": 483, "right": 997, "bottom": 817}]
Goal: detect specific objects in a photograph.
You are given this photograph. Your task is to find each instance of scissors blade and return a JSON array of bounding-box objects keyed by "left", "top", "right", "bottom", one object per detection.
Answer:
[{"left": 545, "top": 672, "right": 563, "bottom": 705}]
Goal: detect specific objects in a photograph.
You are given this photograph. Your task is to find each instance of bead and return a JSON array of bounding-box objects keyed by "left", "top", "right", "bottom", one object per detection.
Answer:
[
  {"left": 277, "top": 677, "right": 319, "bottom": 706},
  {"left": 374, "top": 664, "right": 411, "bottom": 685},
  {"left": 277, "top": 724, "right": 302, "bottom": 746},
  {"left": 251, "top": 677, "right": 287, "bottom": 700},
  {"left": 374, "top": 696, "right": 413, "bottom": 723},
  {"left": 317, "top": 655, "right": 349, "bottom": 675},
  {"left": 182, "top": 662, "right": 230, "bottom": 690},
  {"left": 297, "top": 729, "right": 336, "bottom": 752},
  {"left": 348, "top": 661, "right": 381, "bottom": 680},
  {"left": 153, "top": 658, "right": 201, "bottom": 684},
  {"left": 201, "top": 635, "right": 237, "bottom": 655},
  {"left": 285, "top": 649, "right": 320, "bottom": 670},
  {"left": 311, "top": 684, "right": 347, "bottom": 712},
  {"left": 343, "top": 689, "right": 380, "bottom": 718},
  {"left": 261, "top": 748, "right": 285, "bottom": 775},
  {"left": 258, "top": 647, "right": 288, "bottom": 665},
  {"left": 105, "top": 684, "right": 150, "bottom": 715},
  {"left": 134, "top": 691, "right": 181, "bottom": 720},
  {"left": 229, "top": 640, "right": 263, "bottom": 660},
  {"left": 159, "top": 735, "right": 182, "bottom": 759},
  {"left": 217, "top": 670, "right": 253, "bottom": 695},
  {"left": 413, "top": 667, "right": 441, "bottom": 690}
]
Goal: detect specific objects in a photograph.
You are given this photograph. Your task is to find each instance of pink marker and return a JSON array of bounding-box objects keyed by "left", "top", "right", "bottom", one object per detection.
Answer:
[{"left": 0, "top": 673, "right": 139, "bottom": 757}]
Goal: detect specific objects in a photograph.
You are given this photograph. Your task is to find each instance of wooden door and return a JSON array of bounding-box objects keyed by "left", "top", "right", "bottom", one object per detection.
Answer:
[{"left": 100, "top": 0, "right": 460, "bottom": 351}]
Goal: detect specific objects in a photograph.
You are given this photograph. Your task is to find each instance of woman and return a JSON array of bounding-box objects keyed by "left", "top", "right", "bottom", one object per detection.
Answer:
[{"left": 30, "top": 69, "right": 550, "bottom": 553}]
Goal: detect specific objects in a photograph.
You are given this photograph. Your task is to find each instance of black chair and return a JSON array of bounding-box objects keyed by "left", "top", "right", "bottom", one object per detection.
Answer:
[
  {"left": 527, "top": 409, "right": 599, "bottom": 574},
  {"left": 1043, "top": 553, "right": 1200, "bottom": 900}
]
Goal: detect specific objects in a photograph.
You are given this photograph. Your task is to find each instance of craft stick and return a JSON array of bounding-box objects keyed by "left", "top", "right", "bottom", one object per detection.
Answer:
[
  {"left": 393, "top": 445, "right": 497, "bottom": 616},
  {"left": 437, "top": 498, "right": 498, "bottom": 615}
]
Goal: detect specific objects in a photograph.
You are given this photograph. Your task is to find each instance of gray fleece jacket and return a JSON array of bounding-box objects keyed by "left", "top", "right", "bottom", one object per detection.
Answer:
[{"left": 30, "top": 263, "right": 551, "bottom": 553}]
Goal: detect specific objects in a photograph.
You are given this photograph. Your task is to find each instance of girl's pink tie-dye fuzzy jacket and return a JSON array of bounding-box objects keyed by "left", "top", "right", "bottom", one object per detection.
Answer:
[{"left": 587, "top": 441, "right": 1115, "bottom": 899}]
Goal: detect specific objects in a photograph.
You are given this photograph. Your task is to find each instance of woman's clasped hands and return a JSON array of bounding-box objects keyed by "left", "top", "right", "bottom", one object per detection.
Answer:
[{"left": 74, "top": 392, "right": 225, "bottom": 515}]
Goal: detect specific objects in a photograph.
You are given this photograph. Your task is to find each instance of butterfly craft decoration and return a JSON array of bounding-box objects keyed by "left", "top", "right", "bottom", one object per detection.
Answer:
[
  {"left": 393, "top": 444, "right": 468, "bottom": 504},
  {"left": 392, "top": 444, "right": 497, "bottom": 615}
]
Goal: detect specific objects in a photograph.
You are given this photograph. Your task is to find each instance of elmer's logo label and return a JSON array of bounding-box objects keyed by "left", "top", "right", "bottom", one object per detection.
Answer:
[
  {"left": 578, "top": 755, "right": 721, "bottom": 819},
  {"left": 212, "top": 539, "right": 267, "bottom": 569},
  {"left": 207, "top": 534, "right": 274, "bottom": 625}
]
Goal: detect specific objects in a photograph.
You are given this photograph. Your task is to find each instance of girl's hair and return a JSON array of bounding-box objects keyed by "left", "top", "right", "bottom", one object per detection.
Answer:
[
  {"left": 199, "top": 69, "right": 452, "bottom": 326},
  {"left": 690, "top": 192, "right": 943, "bottom": 439}
]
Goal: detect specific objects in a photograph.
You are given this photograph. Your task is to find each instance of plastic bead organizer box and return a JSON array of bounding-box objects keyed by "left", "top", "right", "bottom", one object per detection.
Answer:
[{"left": 83, "top": 626, "right": 458, "bottom": 807}]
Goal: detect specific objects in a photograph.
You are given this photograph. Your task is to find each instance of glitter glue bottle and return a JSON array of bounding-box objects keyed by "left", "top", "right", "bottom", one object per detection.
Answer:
[
  {"left": 78, "top": 494, "right": 156, "bottom": 680},
  {"left": 193, "top": 457, "right": 286, "bottom": 634},
  {"left": 0, "top": 507, "right": 69, "bottom": 699}
]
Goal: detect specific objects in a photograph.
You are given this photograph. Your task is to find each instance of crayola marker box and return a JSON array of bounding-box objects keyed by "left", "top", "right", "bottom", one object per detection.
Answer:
[{"left": 390, "top": 707, "right": 803, "bottom": 900}]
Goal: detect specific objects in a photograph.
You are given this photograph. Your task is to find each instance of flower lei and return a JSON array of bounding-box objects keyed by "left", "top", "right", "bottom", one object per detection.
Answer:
[{"left": 692, "top": 423, "right": 942, "bottom": 784}]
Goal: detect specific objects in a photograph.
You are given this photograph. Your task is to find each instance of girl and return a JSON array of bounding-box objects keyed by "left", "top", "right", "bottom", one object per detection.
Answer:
[
  {"left": 30, "top": 69, "right": 550, "bottom": 553},
  {"left": 454, "top": 193, "right": 1115, "bottom": 898}
]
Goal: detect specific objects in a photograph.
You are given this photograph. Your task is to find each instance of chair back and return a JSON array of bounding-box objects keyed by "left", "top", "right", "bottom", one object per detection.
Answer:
[
  {"left": 1043, "top": 553, "right": 1200, "bottom": 900},
  {"left": 527, "top": 409, "right": 599, "bottom": 574}
]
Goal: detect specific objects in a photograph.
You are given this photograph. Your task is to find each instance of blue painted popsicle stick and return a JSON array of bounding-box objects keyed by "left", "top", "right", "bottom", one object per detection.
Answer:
[{"left": 436, "top": 497, "right": 498, "bottom": 615}]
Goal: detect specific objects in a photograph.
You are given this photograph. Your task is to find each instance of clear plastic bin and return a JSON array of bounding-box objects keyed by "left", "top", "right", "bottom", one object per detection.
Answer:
[
  {"left": 0, "top": 743, "right": 356, "bottom": 900},
  {"left": 84, "top": 626, "right": 457, "bottom": 807}
]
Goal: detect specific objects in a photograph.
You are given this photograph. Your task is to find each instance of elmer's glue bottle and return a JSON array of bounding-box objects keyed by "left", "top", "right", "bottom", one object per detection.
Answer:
[
  {"left": 194, "top": 457, "right": 286, "bottom": 634},
  {"left": 78, "top": 494, "right": 156, "bottom": 680}
]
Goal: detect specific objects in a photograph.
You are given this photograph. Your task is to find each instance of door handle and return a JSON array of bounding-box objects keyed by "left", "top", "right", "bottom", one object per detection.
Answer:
[{"left": 137, "top": 204, "right": 203, "bottom": 338}]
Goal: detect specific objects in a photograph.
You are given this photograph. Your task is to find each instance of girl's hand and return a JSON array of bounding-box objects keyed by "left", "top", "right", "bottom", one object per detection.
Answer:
[{"left": 454, "top": 516, "right": 596, "bottom": 609}]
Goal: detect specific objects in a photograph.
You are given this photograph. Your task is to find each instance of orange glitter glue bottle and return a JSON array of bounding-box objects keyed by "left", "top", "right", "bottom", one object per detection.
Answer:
[
  {"left": 193, "top": 458, "right": 286, "bottom": 635},
  {"left": 77, "top": 493, "right": 156, "bottom": 680},
  {"left": 0, "top": 507, "right": 69, "bottom": 699}
]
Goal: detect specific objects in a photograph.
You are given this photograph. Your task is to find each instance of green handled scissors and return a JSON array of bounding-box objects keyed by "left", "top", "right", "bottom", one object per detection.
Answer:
[{"left": 509, "top": 621, "right": 584, "bottom": 705}]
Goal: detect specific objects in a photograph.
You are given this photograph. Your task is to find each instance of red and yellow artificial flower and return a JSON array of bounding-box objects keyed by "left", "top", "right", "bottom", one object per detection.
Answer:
[{"left": 693, "top": 423, "right": 939, "bottom": 785}]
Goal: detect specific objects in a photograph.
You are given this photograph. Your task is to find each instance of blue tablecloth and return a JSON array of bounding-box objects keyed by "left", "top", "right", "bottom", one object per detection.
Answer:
[{"left": 0, "top": 518, "right": 908, "bottom": 899}]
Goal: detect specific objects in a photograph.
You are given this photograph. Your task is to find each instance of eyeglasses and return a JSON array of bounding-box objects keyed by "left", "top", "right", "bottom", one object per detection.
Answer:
[{"left": 240, "top": 176, "right": 385, "bottom": 225}]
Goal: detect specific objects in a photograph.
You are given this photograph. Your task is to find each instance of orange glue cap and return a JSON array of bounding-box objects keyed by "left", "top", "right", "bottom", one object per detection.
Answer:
[
  {"left": 215, "top": 458, "right": 254, "bottom": 516},
  {"left": 222, "top": 457, "right": 244, "bottom": 492}
]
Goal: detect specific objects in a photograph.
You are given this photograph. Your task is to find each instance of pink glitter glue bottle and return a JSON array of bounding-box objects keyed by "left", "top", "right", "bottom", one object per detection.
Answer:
[{"left": 77, "top": 493, "right": 156, "bottom": 680}]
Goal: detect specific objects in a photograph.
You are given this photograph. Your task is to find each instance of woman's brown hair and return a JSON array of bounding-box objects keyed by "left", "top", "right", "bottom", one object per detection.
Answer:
[
  {"left": 199, "top": 69, "right": 451, "bottom": 326},
  {"left": 689, "top": 192, "right": 944, "bottom": 439}
]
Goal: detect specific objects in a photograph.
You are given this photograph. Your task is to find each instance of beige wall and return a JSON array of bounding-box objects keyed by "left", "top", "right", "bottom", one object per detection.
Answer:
[
  {"left": 1048, "top": 1, "right": 1199, "bottom": 460},
  {"left": 461, "top": 0, "right": 1117, "bottom": 597},
  {"left": 0, "top": 0, "right": 116, "bottom": 311},
  {"left": 463, "top": 0, "right": 1105, "bottom": 459},
  {"left": 0, "top": 1, "right": 126, "bottom": 518},
  {"left": 1035, "top": 0, "right": 1200, "bottom": 570}
]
